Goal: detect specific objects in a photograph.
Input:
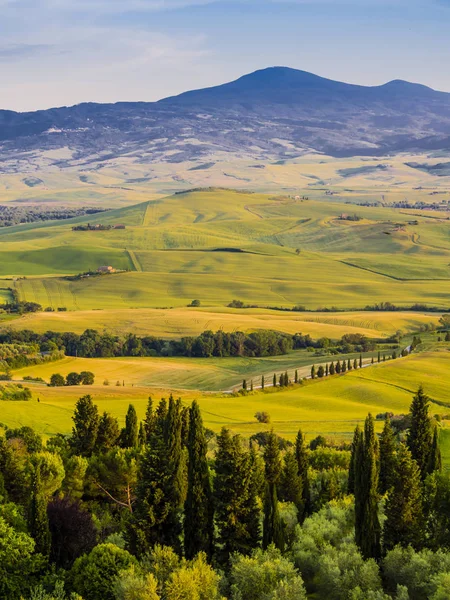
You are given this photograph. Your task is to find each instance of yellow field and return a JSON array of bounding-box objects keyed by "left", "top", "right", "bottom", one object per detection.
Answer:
[{"left": 7, "top": 307, "right": 440, "bottom": 339}]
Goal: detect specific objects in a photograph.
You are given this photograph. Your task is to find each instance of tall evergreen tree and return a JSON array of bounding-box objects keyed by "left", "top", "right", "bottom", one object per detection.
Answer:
[
  {"left": 279, "top": 449, "right": 303, "bottom": 507},
  {"left": 214, "top": 429, "right": 261, "bottom": 563},
  {"left": 242, "top": 379, "right": 247, "bottom": 391},
  {"left": 336, "top": 360, "right": 341, "bottom": 374},
  {"left": 295, "top": 429, "right": 310, "bottom": 522},
  {"left": 378, "top": 351, "right": 381, "bottom": 363},
  {"left": 184, "top": 400, "right": 214, "bottom": 559},
  {"left": 261, "top": 375, "right": 265, "bottom": 390},
  {"left": 427, "top": 425, "right": 442, "bottom": 475},
  {"left": 359, "top": 354, "right": 363, "bottom": 368},
  {"left": 407, "top": 385, "right": 433, "bottom": 480},
  {"left": 144, "top": 397, "right": 154, "bottom": 439},
  {"left": 70, "top": 395, "right": 99, "bottom": 457},
  {"left": 355, "top": 415, "right": 381, "bottom": 561},
  {"left": 121, "top": 404, "right": 139, "bottom": 449},
  {"left": 138, "top": 422, "right": 146, "bottom": 447},
  {"left": 317, "top": 366, "right": 325, "bottom": 378},
  {"left": 342, "top": 360, "right": 347, "bottom": 373},
  {"left": 294, "top": 370, "right": 298, "bottom": 384},
  {"left": 379, "top": 417, "right": 397, "bottom": 495},
  {"left": 348, "top": 358, "right": 352, "bottom": 371},
  {"left": 284, "top": 371, "right": 289, "bottom": 386},
  {"left": 95, "top": 412, "right": 120, "bottom": 453},
  {"left": 353, "top": 358, "right": 358, "bottom": 370},
  {"left": 348, "top": 425, "right": 362, "bottom": 495},
  {"left": 311, "top": 365, "right": 316, "bottom": 379},
  {"left": 383, "top": 443, "right": 425, "bottom": 552},
  {"left": 262, "top": 430, "right": 284, "bottom": 551},
  {"left": 330, "top": 362, "right": 335, "bottom": 375},
  {"left": 273, "top": 373, "right": 277, "bottom": 387},
  {"left": 325, "top": 364, "right": 329, "bottom": 376},
  {"left": 28, "top": 465, "right": 51, "bottom": 557}
]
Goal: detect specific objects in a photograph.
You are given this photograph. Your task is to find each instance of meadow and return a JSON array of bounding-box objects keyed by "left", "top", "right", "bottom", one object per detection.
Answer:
[{"left": 3, "top": 348, "right": 449, "bottom": 444}]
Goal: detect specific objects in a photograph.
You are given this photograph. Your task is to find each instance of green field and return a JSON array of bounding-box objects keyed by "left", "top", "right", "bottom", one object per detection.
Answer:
[
  {"left": 2, "top": 349, "right": 449, "bottom": 443},
  {"left": 0, "top": 188, "right": 449, "bottom": 314}
]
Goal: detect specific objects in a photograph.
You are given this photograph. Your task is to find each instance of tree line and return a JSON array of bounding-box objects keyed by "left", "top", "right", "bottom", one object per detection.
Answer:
[
  {"left": 1, "top": 385, "right": 449, "bottom": 599},
  {"left": 0, "top": 327, "right": 380, "bottom": 360}
]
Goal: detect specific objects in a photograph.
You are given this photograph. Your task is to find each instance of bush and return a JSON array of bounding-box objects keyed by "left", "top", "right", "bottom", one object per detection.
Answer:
[
  {"left": 255, "top": 411, "right": 271, "bottom": 424},
  {"left": 50, "top": 374, "right": 65, "bottom": 387}
]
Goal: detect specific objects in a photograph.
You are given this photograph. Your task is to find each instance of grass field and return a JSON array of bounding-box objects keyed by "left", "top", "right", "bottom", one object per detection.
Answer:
[
  {"left": 0, "top": 188, "right": 449, "bottom": 314},
  {"left": 6, "top": 307, "right": 440, "bottom": 339},
  {"left": 2, "top": 348, "right": 449, "bottom": 443}
]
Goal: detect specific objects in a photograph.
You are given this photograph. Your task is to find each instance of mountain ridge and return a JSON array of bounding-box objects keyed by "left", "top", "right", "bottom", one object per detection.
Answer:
[{"left": 1, "top": 66, "right": 450, "bottom": 172}]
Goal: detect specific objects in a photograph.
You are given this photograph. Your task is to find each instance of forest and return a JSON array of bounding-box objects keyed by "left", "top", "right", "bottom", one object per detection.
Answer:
[{"left": 1, "top": 386, "right": 449, "bottom": 599}]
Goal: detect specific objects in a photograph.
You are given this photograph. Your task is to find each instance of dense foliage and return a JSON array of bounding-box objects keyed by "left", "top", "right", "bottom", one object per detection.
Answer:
[{"left": 0, "top": 386, "right": 448, "bottom": 599}]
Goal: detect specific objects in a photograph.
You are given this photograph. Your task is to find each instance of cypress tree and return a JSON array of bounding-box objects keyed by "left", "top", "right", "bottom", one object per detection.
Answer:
[
  {"left": 355, "top": 415, "right": 381, "bottom": 561},
  {"left": 181, "top": 405, "right": 190, "bottom": 448},
  {"left": 371, "top": 356, "right": 374, "bottom": 364},
  {"left": 70, "top": 395, "right": 99, "bottom": 457},
  {"left": 295, "top": 429, "right": 310, "bottom": 522},
  {"left": 279, "top": 374, "right": 284, "bottom": 387},
  {"left": 294, "top": 370, "right": 298, "bottom": 384},
  {"left": 214, "top": 429, "right": 261, "bottom": 562},
  {"left": 378, "top": 351, "right": 381, "bottom": 363},
  {"left": 348, "top": 358, "right": 352, "bottom": 371},
  {"left": 261, "top": 375, "right": 265, "bottom": 390},
  {"left": 273, "top": 373, "right": 277, "bottom": 387},
  {"left": 279, "top": 449, "right": 303, "bottom": 507},
  {"left": 383, "top": 443, "right": 425, "bottom": 552},
  {"left": 242, "top": 379, "right": 247, "bottom": 391},
  {"left": 95, "top": 411, "right": 120, "bottom": 452},
  {"left": 138, "top": 422, "right": 146, "bottom": 447},
  {"left": 330, "top": 362, "right": 335, "bottom": 375},
  {"left": 336, "top": 360, "right": 341, "bottom": 374},
  {"left": 427, "top": 425, "right": 442, "bottom": 475},
  {"left": 379, "top": 417, "right": 397, "bottom": 495},
  {"left": 383, "top": 354, "right": 386, "bottom": 362},
  {"left": 184, "top": 400, "right": 214, "bottom": 559},
  {"left": 348, "top": 424, "right": 362, "bottom": 495},
  {"left": 359, "top": 353, "right": 363, "bottom": 368},
  {"left": 407, "top": 385, "right": 433, "bottom": 480},
  {"left": 262, "top": 430, "right": 284, "bottom": 551},
  {"left": 317, "top": 365, "right": 325, "bottom": 378},
  {"left": 284, "top": 371, "right": 289, "bottom": 386},
  {"left": 122, "top": 404, "right": 139, "bottom": 448},
  {"left": 28, "top": 465, "right": 51, "bottom": 557},
  {"left": 250, "top": 380, "right": 253, "bottom": 392},
  {"left": 445, "top": 332, "right": 450, "bottom": 342},
  {"left": 144, "top": 397, "right": 154, "bottom": 439},
  {"left": 311, "top": 365, "right": 316, "bottom": 379},
  {"left": 342, "top": 360, "right": 347, "bottom": 373},
  {"left": 325, "top": 364, "right": 329, "bottom": 376},
  {"left": 354, "top": 358, "right": 358, "bottom": 370}
]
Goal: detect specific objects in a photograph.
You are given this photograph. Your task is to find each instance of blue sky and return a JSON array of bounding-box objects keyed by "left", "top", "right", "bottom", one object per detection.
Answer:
[{"left": 1, "top": 0, "right": 450, "bottom": 111}]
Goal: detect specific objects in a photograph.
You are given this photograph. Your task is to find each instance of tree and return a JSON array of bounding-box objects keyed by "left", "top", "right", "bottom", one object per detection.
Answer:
[
  {"left": 295, "top": 429, "right": 310, "bottom": 522},
  {"left": 379, "top": 417, "right": 397, "bottom": 495},
  {"left": 384, "top": 443, "right": 425, "bottom": 552},
  {"left": 311, "top": 365, "right": 316, "bottom": 379},
  {"left": 336, "top": 360, "right": 341, "bottom": 374},
  {"left": 242, "top": 379, "right": 247, "bottom": 391},
  {"left": 354, "top": 415, "right": 381, "bottom": 561},
  {"left": 214, "top": 428, "right": 261, "bottom": 562},
  {"left": 294, "top": 370, "right": 298, "bottom": 383},
  {"left": 317, "top": 366, "right": 325, "bottom": 378},
  {"left": 184, "top": 401, "right": 214, "bottom": 560},
  {"left": 50, "top": 373, "right": 65, "bottom": 387},
  {"left": 70, "top": 395, "right": 99, "bottom": 457},
  {"left": 279, "top": 449, "right": 303, "bottom": 508},
  {"left": 114, "top": 565, "right": 159, "bottom": 600},
  {"left": 342, "top": 359, "right": 347, "bottom": 373},
  {"left": 66, "top": 372, "right": 82, "bottom": 386},
  {"left": 348, "top": 425, "right": 362, "bottom": 495},
  {"left": 348, "top": 358, "right": 352, "bottom": 371},
  {"left": 326, "top": 364, "right": 329, "bottom": 376},
  {"left": 80, "top": 371, "right": 95, "bottom": 385},
  {"left": 354, "top": 358, "right": 358, "bottom": 370},
  {"left": 28, "top": 465, "right": 51, "bottom": 557},
  {"left": 273, "top": 373, "right": 277, "bottom": 387},
  {"left": 359, "top": 354, "right": 363, "bottom": 368},
  {"left": 427, "top": 425, "right": 442, "bottom": 475},
  {"left": 378, "top": 351, "right": 381, "bottom": 363},
  {"left": 47, "top": 496, "right": 97, "bottom": 569},
  {"left": 330, "top": 362, "right": 336, "bottom": 375},
  {"left": 96, "top": 412, "right": 120, "bottom": 453},
  {"left": 69, "top": 543, "right": 137, "bottom": 600},
  {"left": 0, "top": 516, "right": 45, "bottom": 600},
  {"left": 261, "top": 375, "right": 265, "bottom": 390},
  {"left": 407, "top": 386, "right": 433, "bottom": 479},
  {"left": 88, "top": 448, "right": 137, "bottom": 513},
  {"left": 144, "top": 397, "right": 154, "bottom": 439},
  {"left": 122, "top": 404, "right": 139, "bottom": 449},
  {"left": 263, "top": 430, "right": 284, "bottom": 551}
]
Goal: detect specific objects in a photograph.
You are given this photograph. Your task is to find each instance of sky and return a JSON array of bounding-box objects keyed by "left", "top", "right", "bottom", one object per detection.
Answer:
[{"left": 2, "top": 0, "right": 450, "bottom": 111}]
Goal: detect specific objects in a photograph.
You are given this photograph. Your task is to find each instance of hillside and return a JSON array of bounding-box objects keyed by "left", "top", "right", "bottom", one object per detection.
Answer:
[{"left": 2, "top": 67, "right": 450, "bottom": 176}]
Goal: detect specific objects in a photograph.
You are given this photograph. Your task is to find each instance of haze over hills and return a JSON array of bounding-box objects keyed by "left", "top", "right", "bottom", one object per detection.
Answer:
[{"left": 2, "top": 67, "right": 450, "bottom": 174}]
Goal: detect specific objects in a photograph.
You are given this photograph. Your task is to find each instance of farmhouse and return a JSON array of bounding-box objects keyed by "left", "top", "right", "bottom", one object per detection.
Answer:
[{"left": 97, "top": 265, "right": 115, "bottom": 273}]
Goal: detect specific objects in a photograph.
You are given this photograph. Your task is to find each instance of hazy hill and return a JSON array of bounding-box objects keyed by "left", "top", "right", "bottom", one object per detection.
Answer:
[{"left": 2, "top": 67, "right": 450, "bottom": 172}]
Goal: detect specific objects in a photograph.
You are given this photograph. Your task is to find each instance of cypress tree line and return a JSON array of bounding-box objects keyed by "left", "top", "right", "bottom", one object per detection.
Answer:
[
  {"left": 28, "top": 464, "right": 51, "bottom": 557},
  {"left": 379, "top": 417, "right": 397, "bottom": 495},
  {"left": 262, "top": 430, "right": 284, "bottom": 551},
  {"left": 354, "top": 415, "right": 381, "bottom": 561},
  {"left": 184, "top": 400, "right": 214, "bottom": 559},
  {"left": 383, "top": 443, "right": 425, "bottom": 552},
  {"left": 122, "top": 404, "right": 139, "bottom": 448},
  {"left": 295, "top": 429, "right": 310, "bottom": 522},
  {"left": 214, "top": 428, "right": 261, "bottom": 563},
  {"left": 407, "top": 385, "right": 433, "bottom": 480}
]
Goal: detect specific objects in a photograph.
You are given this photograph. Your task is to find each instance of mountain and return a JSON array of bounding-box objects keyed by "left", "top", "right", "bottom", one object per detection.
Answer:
[{"left": 2, "top": 66, "right": 450, "bottom": 173}]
